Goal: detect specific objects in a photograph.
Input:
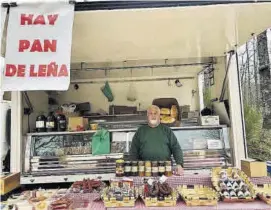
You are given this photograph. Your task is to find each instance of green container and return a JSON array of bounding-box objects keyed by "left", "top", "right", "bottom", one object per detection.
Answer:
[{"left": 92, "top": 129, "right": 110, "bottom": 155}]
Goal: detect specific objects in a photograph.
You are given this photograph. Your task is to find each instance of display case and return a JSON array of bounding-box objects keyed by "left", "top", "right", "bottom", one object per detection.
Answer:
[{"left": 21, "top": 125, "right": 231, "bottom": 184}]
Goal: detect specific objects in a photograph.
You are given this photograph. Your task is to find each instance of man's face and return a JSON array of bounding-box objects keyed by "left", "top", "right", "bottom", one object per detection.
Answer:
[{"left": 147, "top": 108, "right": 160, "bottom": 127}]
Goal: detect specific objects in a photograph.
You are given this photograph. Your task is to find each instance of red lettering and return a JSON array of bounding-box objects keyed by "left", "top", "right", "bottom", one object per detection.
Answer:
[
  {"left": 44, "top": 40, "right": 56, "bottom": 52},
  {"left": 19, "top": 40, "right": 30, "bottom": 52},
  {"left": 20, "top": 14, "right": 33, "bottom": 25},
  {"left": 33, "top": 15, "right": 45, "bottom": 25},
  {"left": 29, "top": 65, "right": 37, "bottom": 77},
  {"left": 17, "top": 65, "right": 25, "bottom": 77},
  {"left": 47, "top": 62, "right": 57, "bottom": 76},
  {"left": 58, "top": 64, "right": 68, "bottom": 77},
  {"left": 47, "top": 14, "right": 58, "bottom": 25},
  {"left": 30, "top": 39, "right": 43, "bottom": 52},
  {"left": 38, "top": 65, "right": 46, "bottom": 77},
  {"left": 5, "top": 64, "right": 17, "bottom": 77}
]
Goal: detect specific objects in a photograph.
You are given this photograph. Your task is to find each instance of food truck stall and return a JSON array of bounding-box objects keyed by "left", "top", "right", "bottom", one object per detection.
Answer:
[{"left": 1, "top": 0, "right": 271, "bottom": 209}]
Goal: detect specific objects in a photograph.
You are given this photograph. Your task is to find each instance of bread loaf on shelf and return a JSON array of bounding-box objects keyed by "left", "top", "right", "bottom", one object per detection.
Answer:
[{"left": 160, "top": 108, "right": 171, "bottom": 115}]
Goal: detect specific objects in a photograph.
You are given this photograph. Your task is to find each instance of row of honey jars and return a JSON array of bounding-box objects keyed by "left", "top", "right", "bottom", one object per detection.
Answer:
[{"left": 116, "top": 160, "right": 172, "bottom": 177}]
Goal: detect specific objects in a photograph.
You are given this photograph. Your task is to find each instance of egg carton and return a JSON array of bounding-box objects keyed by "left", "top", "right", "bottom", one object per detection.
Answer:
[{"left": 177, "top": 185, "right": 218, "bottom": 206}]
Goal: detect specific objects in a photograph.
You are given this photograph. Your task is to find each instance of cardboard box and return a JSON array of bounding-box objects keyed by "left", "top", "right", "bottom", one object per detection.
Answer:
[
  {"left": 0, "top": 172, "right": 20, "bottom": 195},
  {"left": 241, "top": 159, "right": 267, "bottom": 177},
  {"left": 68, "top": 117, "right": 88, "bottom": 131},
  {"left": 200, "top": 116, "right": 220, "bottom": 126}
]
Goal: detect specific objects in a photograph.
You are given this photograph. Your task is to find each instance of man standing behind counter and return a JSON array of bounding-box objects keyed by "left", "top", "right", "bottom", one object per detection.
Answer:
[{"left": 129, "top": 105, "right": 184, "bottom": 175}]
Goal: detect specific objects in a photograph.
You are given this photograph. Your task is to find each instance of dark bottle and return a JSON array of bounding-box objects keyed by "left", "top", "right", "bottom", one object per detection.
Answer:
[
  {"left": 36, "top": 114, "right": 46, "bottom": 132},
  {"left": 56, "top": 114, "right": 67, "bottom": 131},
  {"left": 46, "top": 112, "right": 56, "bottom": 132}
]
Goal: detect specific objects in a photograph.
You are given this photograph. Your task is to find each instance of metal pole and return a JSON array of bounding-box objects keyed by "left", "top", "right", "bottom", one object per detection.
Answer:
[
  {"left": 71, "top": 61, "right": 213, "bottom": 72},
  {"left": 71, "top": 76, "right": 195, "bottom": 84}
]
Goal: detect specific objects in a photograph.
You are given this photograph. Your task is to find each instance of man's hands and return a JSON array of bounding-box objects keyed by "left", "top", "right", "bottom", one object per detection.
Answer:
[{"left": 174, "top": 164, "right": 184, "bottom": 176}]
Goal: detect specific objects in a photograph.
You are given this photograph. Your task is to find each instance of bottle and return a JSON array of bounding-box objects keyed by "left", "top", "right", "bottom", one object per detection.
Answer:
[
  {"left": 56, "top": 114, "right": 67, "bottom": 131},
  {"left": 165, "top": 161, "right": 172, "bottom": 176},
  {"left": 46, "top": 112, "right": 56, "bottom": 132},
  {"left": 229, "top": 189, "right": 236, "bottom": 197},
  {"left": 36, "top": 114, "right": 46, "bottom": 132}
]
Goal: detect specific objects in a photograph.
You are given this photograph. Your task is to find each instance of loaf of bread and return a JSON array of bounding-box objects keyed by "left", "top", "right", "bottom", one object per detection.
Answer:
[
  {"left": 170, "top": 105, "right": 178, "bottom": 119},
  {"left": 160, "top": 115, "right": 175, "bottom": 124},
  {"left": 160, "top": 108, "right": 171, "bottom": 115}
]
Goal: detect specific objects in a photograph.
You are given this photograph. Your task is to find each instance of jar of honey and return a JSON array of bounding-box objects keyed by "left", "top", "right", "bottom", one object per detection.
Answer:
[
  {"left": 138, "top": 161, "right": 145, "bottom": 177},
  {"left": 158, "top": 161, "right": 165, "bottom": 176},
  {"left": 151, "top": 161, "right": 158, "bottom": 177},
  {"left": 124, "top": 161, "right": 132, "bottom": 176},
  {"left": 116, "top": 159, "right": 124, "bottom": 177},
  {"left": 165, "top": 161, "right": 172, "bottom": 176},
  {"left": 145, "top": 161, "right": 151, "bottom": 177},
  {"left": 131, "top": 161, "right": 138, "bottom": 176}
]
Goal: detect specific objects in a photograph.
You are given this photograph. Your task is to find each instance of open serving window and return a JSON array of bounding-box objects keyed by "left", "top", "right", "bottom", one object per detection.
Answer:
[{"left": 1, "top": 1, "right": 271, "bottom": 184}]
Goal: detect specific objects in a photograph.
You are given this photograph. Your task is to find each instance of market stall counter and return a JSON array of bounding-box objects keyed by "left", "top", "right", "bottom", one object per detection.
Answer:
[{"left": 3, "top": 171, "right": 271, "bottom": 210}]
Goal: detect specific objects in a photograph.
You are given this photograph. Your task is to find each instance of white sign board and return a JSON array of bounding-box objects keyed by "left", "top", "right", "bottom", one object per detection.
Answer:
[
  {"left": 1, "top": 2, "right": 74, "bottom": 91},
  {"left": 0, "top": 7, "right": 8, "bottom": 93}
]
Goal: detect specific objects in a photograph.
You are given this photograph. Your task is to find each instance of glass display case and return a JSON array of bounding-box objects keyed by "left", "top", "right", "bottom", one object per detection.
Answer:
[{"left": 21, "top": 125, "right": 231, "bottom": 184}]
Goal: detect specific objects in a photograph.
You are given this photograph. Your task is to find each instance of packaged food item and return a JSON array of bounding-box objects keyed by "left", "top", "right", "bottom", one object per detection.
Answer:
[
  {"left": 138, "top": 161, "right": 145, "bottom": 177},
  {"left": 71, "top": 179, "right": 103, "bottom": 193},
  {"left": 122, "top": 178, "right": 134, "bottom": 188},
  {"left": 145, "top": 161, "right": 152, "bottom": 177},
  {"left": 50, "top": 198, "right": 72, "bottom": 210},
  {"left": 151, "top": 161, "right": 158, "bottom": 177},
  {"left": 220, "top": 170, "right": 227, "bottom": 179},
  {"left": 229, "top": 190, "right": 236, "bottom": 197}
]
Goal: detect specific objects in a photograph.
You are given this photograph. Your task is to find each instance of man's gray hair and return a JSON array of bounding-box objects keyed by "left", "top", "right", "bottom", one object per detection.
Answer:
[{"left": 147, "top": 105, "right": 160, "bottom": 115}]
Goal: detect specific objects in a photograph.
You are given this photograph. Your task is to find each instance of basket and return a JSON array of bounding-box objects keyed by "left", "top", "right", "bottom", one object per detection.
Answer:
[
  {"left": 178, "top": 185, "right": 218, "bottom": 206},
  {"left": 101, "top": 187, "right": 138, "bottom": 208},
  {"left": 138, "top": 185, "right": 177, "bottom": 207},
  {"left": 211, "top": 167, "right": 256, "bottom": 203},
  {"left": 255, "top": 184, "right": 271, "bottom": 205}
]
